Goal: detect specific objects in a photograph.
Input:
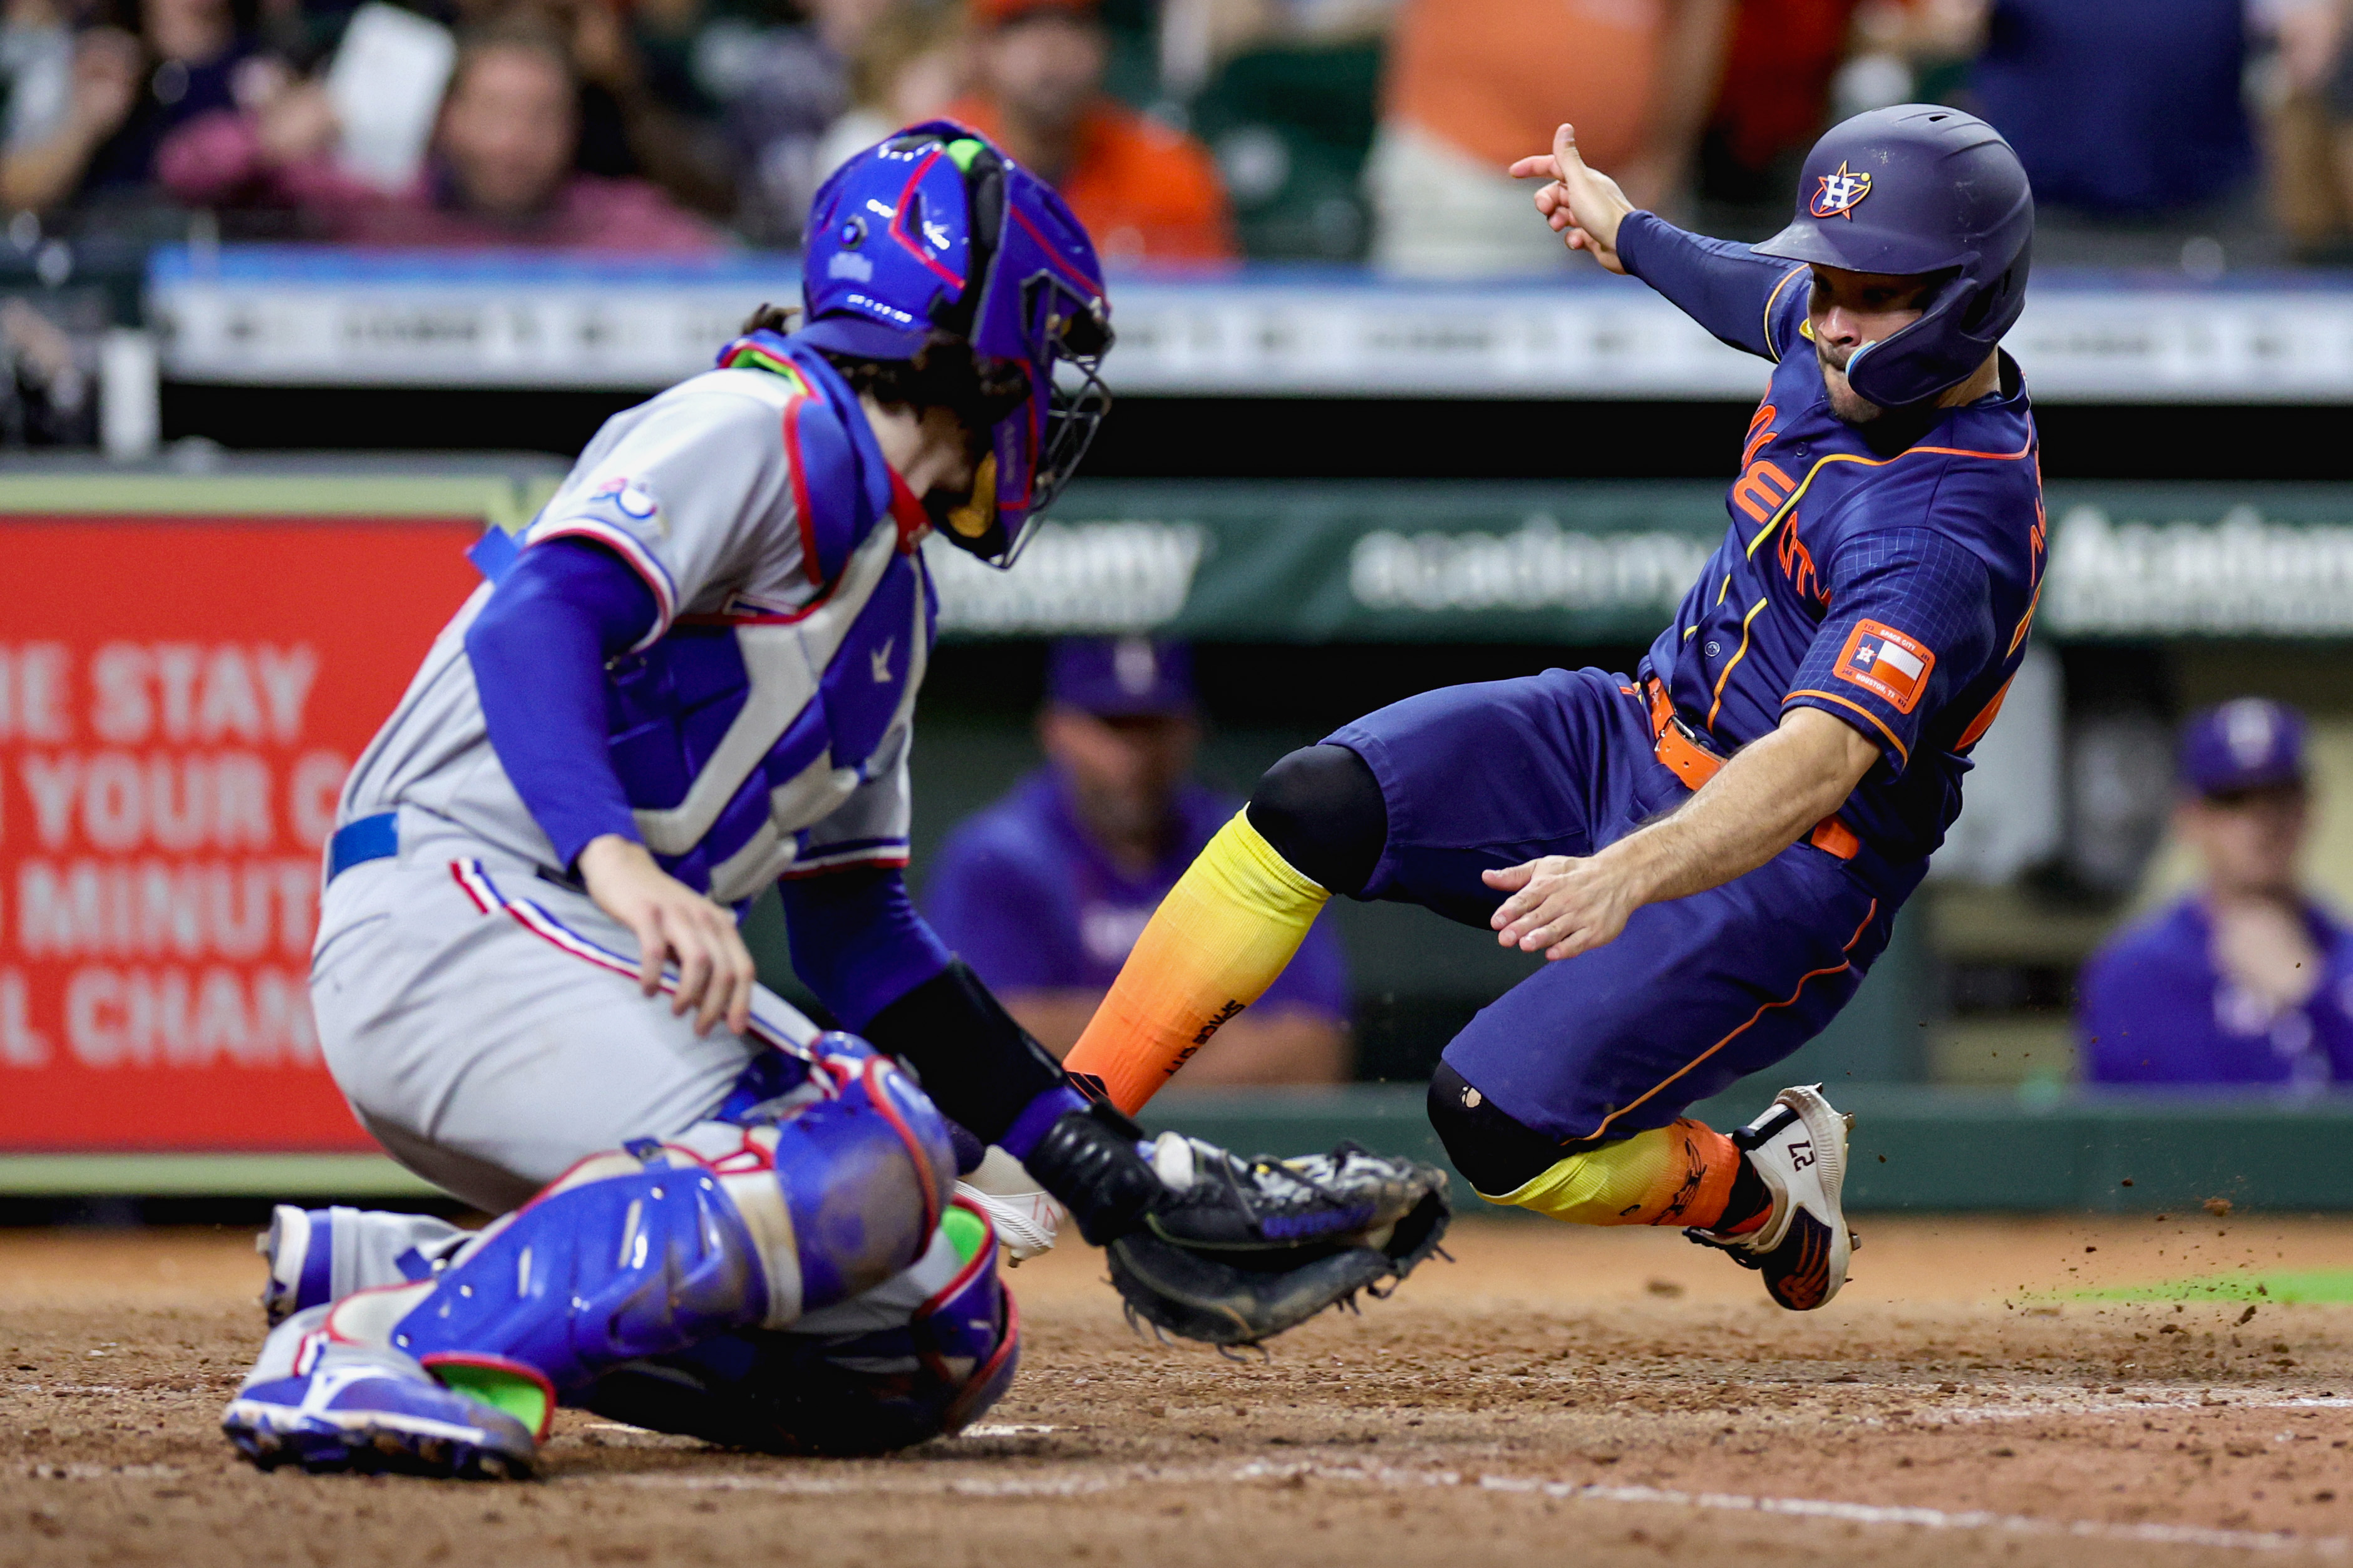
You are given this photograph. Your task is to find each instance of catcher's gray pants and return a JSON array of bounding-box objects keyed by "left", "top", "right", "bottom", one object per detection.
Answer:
[{"left": 311, "top": 809, "right": 815, "bottom": 1214}]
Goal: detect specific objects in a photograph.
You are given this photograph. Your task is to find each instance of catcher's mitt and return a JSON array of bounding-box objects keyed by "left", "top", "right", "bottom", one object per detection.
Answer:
[{"left": 1105, "top": 1137, "right": 1451, "bottom": 1348}]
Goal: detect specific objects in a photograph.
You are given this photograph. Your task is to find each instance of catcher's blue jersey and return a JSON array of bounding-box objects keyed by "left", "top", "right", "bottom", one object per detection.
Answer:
[{"left": 1626, "top": 214, "right": 2046, "bottom": 865}]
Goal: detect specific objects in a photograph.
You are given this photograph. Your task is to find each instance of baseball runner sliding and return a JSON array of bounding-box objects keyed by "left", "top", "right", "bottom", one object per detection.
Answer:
[{"left": 1064, "top": 105, "right": 2044, "bottom": 1313}]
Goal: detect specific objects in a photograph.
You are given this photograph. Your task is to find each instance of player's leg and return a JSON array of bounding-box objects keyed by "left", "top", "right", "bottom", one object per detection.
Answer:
[
  {"left": 229, "top": 846, "right": 949, "bottom": 1473},
  {"left": 224, "top": 1028, "right": 955, "bottom": 1476},
  {"left": 245, "top": 840, "right": 796, "bottom": 1330},
  {"left": 577, "top": 1194, "right": 1019, "bottom": 1455},
  {"left": 249, "top": 1049, "right": 837, "bottom": 1327},
  {"left": 1423, "top": 844, "right": 1898, "bottom": 1309},
  {"left": 257, "top": 1206, "right": 472, "bottom": 1326},
  {"left": 1066, "top": 668, "right": 1653, "bottom": 1111}
]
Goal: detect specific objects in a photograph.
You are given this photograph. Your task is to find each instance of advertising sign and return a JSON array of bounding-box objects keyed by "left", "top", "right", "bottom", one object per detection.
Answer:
[{"left": 0, "top": 517, "right": 480, "bottom": 1149}]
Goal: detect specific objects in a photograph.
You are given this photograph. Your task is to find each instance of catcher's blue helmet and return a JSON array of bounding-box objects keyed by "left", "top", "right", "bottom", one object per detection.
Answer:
[
  {"left": 1753, "top": 104, "right": 2033, "bottom": 409},
  {"left": 785, "top": 121, "right": 1111, "bottom": 568}
]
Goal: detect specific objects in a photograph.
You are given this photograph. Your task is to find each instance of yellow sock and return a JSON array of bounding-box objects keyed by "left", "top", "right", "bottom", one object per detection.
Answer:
[
  {"left": 1066, "top": 811, "right": 1329, "bottom": 1114},
  {"left": 1488, "top": 1120, "right": 1740, "bottom": 1229}
]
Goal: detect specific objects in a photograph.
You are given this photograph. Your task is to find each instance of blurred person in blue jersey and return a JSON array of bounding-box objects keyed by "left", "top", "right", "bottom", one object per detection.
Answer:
[
  {"left": 2079, "top": 699, "right": 2353, "bottom": 1089},
  {"left": 924, "top": 637, "right": 1351, "bottom": 1084}
]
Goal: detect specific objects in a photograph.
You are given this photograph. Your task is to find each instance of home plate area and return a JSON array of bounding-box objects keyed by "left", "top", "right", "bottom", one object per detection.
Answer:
[{"left": 9, "top": 1214, "right": 2353, "bottom": 1567}]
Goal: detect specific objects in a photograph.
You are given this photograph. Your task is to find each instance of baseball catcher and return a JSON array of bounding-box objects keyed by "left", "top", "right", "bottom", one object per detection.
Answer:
[{"left": 220, "top": 123, "right": 1447, "bottom": 1482}]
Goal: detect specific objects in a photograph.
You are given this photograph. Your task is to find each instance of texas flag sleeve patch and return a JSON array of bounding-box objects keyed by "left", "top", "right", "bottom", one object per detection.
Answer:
[{"left": 1833, "top": 620, "right": 1936, "bottom": 714}]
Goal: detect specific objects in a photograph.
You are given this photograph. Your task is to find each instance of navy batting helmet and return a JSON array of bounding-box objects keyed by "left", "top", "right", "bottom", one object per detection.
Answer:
[{"left": 1753, "top": 104, "right": 2033, "bottom": 410}]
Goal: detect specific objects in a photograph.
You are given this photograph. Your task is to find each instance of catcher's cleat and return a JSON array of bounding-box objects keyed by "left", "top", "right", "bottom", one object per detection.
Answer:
[
  {"left": 956, "top": 1147, "right": 1066, "bottom": 1263},
  {"left": 1684, "top": 1084, "right": 1855, "bottom": 1311},
  {"left": 223, "top": 1307, "right": 542, "bottom": 1480}
]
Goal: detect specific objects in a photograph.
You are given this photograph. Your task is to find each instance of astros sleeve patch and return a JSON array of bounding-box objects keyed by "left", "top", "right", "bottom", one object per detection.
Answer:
[{"left": 1832, "top": 620, "right": 1935, "bottom": 714}]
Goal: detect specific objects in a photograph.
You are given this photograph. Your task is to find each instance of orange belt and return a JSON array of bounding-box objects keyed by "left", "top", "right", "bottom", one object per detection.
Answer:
[{"left": 1645, "top": 679, "right": 1860, "bottom": 862}]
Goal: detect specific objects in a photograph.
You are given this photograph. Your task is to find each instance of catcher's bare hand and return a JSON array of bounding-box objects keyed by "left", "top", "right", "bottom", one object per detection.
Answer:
[
  {"left": 1484, "top": 853, "right": 1640, "bottom": 961},
  {"left": 578, "top": 834, "right": 756, "bottom": 1035},
  {"left": 1507, "top": 122, "right": 1635, "bottom": 272}
]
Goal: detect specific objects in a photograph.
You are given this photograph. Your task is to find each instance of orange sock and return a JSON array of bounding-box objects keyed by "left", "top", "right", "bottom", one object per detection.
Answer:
[
  {"left": 1065, "top": 811, "right": 1330, "bottom": 1114},
  {"left": 1488, "top": 1119, "right": 1744, "bottom": 1229}
]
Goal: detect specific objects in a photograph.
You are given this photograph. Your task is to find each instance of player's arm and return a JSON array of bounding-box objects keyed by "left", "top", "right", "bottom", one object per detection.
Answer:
[
  {"left": 1510, "top": 122, "right": 1801, "bottom": 359},
  {"left": 1486, "top": 710, "right": 1877, "bottom": 960},
  {"left": 779, "top": 772, "right": 1093, "bottom": 1172},
  {"left": 1494, "top": 524, "right": 1999, "bottom": 960},
  {"left": 466, "top": 538, "right": 757, "bottom": 1036}
]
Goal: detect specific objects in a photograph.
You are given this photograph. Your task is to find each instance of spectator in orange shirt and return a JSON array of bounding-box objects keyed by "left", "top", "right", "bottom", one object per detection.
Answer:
[
  {"left": 1371, "top": 0, "right": 1733, "bottom": 276},
  {"left": 948, "top": 0, "right": 1235, "bottom": 266}
]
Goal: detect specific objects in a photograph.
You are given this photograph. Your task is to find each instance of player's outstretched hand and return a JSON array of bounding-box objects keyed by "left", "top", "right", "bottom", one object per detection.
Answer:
[
  {"left": 1484, "top": 853, "right": 1638, "bottom": 961},
  {"left": 578, "top": 834, "right": 758, "bottom": 1035},
  {"left": 1507, "top": 122, "right": 1635, "bottom": 273}
]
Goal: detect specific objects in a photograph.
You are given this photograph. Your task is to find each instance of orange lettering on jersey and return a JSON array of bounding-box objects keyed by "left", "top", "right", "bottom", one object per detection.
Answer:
[
  {"left": 1776, "top": 514, "right": 1822, "bottom": 603},
  {"left": 1741, "top": 403, "right": 1779, "bottom": 468},
  {"left": 1955, "top": 672, "right": 2014, "bottom": 752},
  {"left": 1731, "top": 460, "right": 1796, "bottom": 525}
]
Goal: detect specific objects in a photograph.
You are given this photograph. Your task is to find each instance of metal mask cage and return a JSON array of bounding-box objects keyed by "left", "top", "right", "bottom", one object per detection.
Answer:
[{"left": 1021, "top": 270, "right": 1113, "bottom": 508}]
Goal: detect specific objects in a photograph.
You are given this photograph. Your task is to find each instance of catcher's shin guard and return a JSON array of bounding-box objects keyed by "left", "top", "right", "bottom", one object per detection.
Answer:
[
  {"left": 578, "top": 1194, "right": 1019, "bottom": 1454},
  {"left": 1685, "top": 1084, "right": 1855, "bottom": 1311},
  {"left": 386, "top": 1034, "right": 953, "bottom": 1393}
]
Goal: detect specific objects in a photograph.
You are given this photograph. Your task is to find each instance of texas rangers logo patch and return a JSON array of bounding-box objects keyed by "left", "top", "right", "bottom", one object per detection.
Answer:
[
  {"left": 588, "top": 474, "right": 659, "bottom": 521},
  {"left": 1810, "top": 161, "right": 1873, "bottom": 220},
  {"left": 1834, "top": 620, "right": 1934, "bottom": 713}
]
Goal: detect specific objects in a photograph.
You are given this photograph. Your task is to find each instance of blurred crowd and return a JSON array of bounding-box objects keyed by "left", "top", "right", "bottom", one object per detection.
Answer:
[{"left": 0, "top": 0, "right": 2351, "bottom": 265}]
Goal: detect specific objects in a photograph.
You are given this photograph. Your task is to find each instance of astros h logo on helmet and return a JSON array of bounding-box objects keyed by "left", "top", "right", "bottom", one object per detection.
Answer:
[{"left": 1810, "top": 161, "right": 1872, "bottom": 220}]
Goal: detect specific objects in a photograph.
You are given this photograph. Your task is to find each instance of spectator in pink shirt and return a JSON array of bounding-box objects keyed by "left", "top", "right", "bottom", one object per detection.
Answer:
[{"left": 158, "top": 18, "right": 721, "bottom": 251}]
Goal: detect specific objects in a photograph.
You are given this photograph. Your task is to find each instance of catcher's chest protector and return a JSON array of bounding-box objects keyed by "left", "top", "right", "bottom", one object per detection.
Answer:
[
  {"left": 492, "top": 342, "right": 937, "bottom": 905},
  {"left": 602, "top": 523, "right": 930, "bottom": 901}
]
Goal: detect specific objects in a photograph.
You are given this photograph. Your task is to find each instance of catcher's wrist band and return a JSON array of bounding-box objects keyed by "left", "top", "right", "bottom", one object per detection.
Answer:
[{"left": 862, "top": 958, "right": 1067, "bottom": 1147}]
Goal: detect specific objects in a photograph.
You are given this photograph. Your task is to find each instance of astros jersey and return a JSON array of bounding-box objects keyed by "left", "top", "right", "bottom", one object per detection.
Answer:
[
  {"left": 339, "top": 341, "right": 932, "bottom": 905},
  {"left": 1622, "top": 214, "right": 2047, "bottom": 865}
]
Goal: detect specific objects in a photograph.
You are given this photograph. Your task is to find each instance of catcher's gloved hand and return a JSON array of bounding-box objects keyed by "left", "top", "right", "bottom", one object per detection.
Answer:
[
  {"left": 1022, "top": 1100, "right": 1167, "bottom": 1246},
  {"left": 1024, "top": 1104, "right": 1451, "bottom": 1348}
]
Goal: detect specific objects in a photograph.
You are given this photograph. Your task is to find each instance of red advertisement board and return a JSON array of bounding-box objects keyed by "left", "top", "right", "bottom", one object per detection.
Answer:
[{"left": 0, "top": 518, "right": 481, "bottom": 1149}]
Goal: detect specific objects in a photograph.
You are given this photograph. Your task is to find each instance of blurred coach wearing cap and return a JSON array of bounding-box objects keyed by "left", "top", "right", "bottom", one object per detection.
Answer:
[
  {"left": 945, "top": 0, "right": 1237, "bottom": 265},
  {"left": 924, "top": 638, "right": 1351, "bottom": 1083},
  {"left": 2078, "top": 699, "right": 2353, "bottom": 1087}
]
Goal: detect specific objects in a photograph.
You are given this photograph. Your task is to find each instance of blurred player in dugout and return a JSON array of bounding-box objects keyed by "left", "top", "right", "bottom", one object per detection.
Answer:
[
  {"left": 2078, "top": 699, "right": 2353, "bottom": 1087},
  {"left": 924, "top": 637, "right": 1351, "bottom": 1082}
]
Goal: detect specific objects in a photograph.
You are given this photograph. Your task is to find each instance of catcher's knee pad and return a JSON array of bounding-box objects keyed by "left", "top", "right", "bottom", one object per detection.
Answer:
[
  {"left": 1247, "top": 744, "right": 1385, "bottom": 898},
  {"left": 577, "top": 1195, "right": 1018, "bottom": 1455},
  {"left": 384, "top": 1033, "right": 953, "bottom": 1393}
]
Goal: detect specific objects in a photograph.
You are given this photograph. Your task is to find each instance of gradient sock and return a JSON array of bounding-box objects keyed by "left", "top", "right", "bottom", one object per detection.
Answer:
[
  {"left": 1064, "top": 811, "right": 1329, "bottom": 1114},
  {"left": 1488, "top": 1119, "right": 1744, "bottom": 1229}
]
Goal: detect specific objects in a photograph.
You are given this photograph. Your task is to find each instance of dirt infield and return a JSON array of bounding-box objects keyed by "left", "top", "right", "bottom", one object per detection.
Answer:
[{"left": 7, "top": 1212, "right": 2353, "bottom": 1567}]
